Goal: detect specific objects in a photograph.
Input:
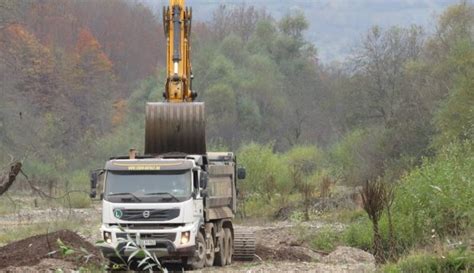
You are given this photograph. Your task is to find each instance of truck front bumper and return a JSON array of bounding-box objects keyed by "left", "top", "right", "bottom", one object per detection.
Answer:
[
  {"left": 99, "top": 241, "right": 195, "bottom": 259},
  {"left": 99, "top": 222, "right": 199, "bottom": 260}
]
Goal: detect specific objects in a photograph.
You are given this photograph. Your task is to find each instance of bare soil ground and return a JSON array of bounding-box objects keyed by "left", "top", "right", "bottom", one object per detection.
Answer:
[
  {"left": 202, "top": 222, "right": 375, "bottom": 272},
  {"left": 250, "top": 221, "right": 335, "bottom": 261},
  {"left": 0, "top": 207, "right": 375, "bottom": 272},
  {"left": 0, "top": 230, "right": 101, "bottom": 271}
]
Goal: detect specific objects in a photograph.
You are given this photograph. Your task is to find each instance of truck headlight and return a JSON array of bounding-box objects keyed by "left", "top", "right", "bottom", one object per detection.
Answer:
[
  {"left": 180, "top": 231, "right": 190, "bottom": 244},
  {"left": 103, "top": 231, "right": 112, "bottom": 244}
]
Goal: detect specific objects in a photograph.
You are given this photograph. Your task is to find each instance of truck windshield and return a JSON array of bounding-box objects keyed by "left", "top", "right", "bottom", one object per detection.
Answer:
[{"left": 104, "top": 171, "right": 191, "bottom": 203}]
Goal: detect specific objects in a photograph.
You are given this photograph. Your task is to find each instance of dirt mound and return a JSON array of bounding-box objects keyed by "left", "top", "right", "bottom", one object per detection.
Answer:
[
  {"left": 256, "top": 244, "right": 321, "bottom": 262},
  {"left": 0, "top": 229, "right": 102, "bottom": 270},
  {"left": 322, "top": 246, "right": 375, "bottom": 264},
  {"left": 252, "top": 223, "right": 326, "bottom": 262}
]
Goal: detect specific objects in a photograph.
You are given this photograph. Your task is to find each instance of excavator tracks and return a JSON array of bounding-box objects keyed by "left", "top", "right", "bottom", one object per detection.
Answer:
[{"left": 233, "top": 228, "right": 256, "bottom": 261}]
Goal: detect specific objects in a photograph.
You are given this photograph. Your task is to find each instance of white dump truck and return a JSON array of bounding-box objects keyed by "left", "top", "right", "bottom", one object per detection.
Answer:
[{"left": 90, "top": 152, "right": 255, "bottom": 269}]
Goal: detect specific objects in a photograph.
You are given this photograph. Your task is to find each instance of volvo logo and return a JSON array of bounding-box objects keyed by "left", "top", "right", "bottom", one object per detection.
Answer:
[
  {"left": 143, "top": 210, "right": 151, "bottom": 219},
  {"left": 113, "top": 208, "right": 123, "bottom": 219}
]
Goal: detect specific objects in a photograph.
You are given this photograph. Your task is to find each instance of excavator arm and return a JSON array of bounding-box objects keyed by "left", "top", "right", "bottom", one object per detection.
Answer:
[
  {"left": 163, "top": 0, "right": 195, "bottom": 102},
  {"left": 145, "top": 0, "right": 205, "bottom": 155}
]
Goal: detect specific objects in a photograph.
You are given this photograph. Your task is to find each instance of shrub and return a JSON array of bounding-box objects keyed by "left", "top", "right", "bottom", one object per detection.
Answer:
[
  {"left": 343, "top": 210, "right": 420, "bottom": 258},
  {"left": 310, "top": 226, "right": 341, "bottom": 252},
  {"left": 343, "top": 219, "right": 372, "bottom": 251},
  {"left": 340, "top": 141, "right": 473, "bottom": 260},
  {"left": 395, "top": 141, "right": 473, "bottom": 238},
  {"left": 284, "top": 145, "right": 324, "bottom": 220},
  {"left": 242, "top": 195, "right": 275, "bottom": 218},
  {"left": 65, "top": 192, "right": 91, "bottom": 209},
  {"left": 360, "top": 179, "right": 387, "bottom": 262},
  {"left": 238, "top": 143, "right": 290, "bottom": 211}
]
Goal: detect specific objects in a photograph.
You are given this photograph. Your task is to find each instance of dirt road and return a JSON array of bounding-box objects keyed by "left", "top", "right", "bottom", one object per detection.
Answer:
[{"left": 0, "top": 207, "right": 375, "bottom": 272}]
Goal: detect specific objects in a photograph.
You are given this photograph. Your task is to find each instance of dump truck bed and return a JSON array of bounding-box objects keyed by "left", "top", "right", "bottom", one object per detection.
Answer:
[{"left": 205, "top": 152, "right": 237, "bottom": 220}]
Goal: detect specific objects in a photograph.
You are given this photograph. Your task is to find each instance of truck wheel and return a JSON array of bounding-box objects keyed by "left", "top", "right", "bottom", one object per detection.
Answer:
[
  {"left": 214, "top": 231, "right": 226, "bottom": 266},
  {"left": 190, "top": 232, "right": 206, "bottom": 269},
  {"left": 224, "top": 228, "right": 233, "bottom": 265},
  {"left": 204, "top": 234, "right": 215, "bottom": 267}
]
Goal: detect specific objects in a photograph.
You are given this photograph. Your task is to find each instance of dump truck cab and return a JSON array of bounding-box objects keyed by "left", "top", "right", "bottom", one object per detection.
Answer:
[
  {"left": 96, "top": 155, "right": 205, "bottom": 259},
  {"left": 91, "top": 152, "right": 251, "bottom": 269}
]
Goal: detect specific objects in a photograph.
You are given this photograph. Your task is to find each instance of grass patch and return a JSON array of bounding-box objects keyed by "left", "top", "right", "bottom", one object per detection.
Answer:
[
  {"left": 310, "top": 226, "right": 342, "bottom": 252},
  {"left": 0, "top": 198, "right": 18, "bottom": 216},
  {"left": 321, "top": 208, "right": 366, "bottom": 224},
  {"left": 63, "top": 192, "right": 91, "bottom": 209},
  {"left": 382, "top": 248, "right": 473, "bottom": 273},
  {"left": 343, "top": 219, "right": 372, "bottom": 251}
]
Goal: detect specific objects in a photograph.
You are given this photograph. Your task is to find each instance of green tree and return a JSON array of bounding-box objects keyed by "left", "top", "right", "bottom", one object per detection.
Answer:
[
  {"left": 433, "top": 46, "right": 474, "bottom": 147},
  {"left": 285, "top": 145, "right": 323, "bottom": 220},
  {"left": 238, "top": 143, "right": 289, "bottom": 208},
  {"left": 205, "top": 83, "right": 238, "bottom": 145},
  {"left": 329, "top": 128, "right": 387, "bottom": 186},
  {"left": 430, "top": 3, "right": 474, "bottom": 147}
]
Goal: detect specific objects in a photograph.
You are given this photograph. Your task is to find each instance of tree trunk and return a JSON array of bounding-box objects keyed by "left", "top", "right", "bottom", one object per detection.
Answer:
[
  {"left": 304, "top": 200, "right": 310, "bottom": 221},
  {"left": 372, "top": 219, "right": 384, "bottom": 263},
  {"left": 386, "top": 206, "right": 396, "bottom": 261},
  {"left": 0, "top": 162, "right": 22, "bottom": 196}
]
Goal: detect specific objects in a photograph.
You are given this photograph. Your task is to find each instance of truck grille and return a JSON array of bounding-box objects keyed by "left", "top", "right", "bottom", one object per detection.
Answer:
[
  {"left": 119, "top": 208, "right": 180, "bottom": 221},
  {"left": 116, "top": 232, "right": 176, "bottom": 242}
]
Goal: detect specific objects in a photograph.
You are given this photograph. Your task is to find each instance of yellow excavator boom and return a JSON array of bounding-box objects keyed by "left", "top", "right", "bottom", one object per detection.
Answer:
[
  {"left": 145, "top": 0, "right": 205, "bottom": 155},
  {"left": 163, "top": 0, "right": 195, "bottom": 102}
]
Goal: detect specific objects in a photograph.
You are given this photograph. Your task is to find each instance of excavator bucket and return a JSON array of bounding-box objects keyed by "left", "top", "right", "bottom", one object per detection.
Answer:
[{"left": 145, "top": 102, "right": 206, "bottom": 155}]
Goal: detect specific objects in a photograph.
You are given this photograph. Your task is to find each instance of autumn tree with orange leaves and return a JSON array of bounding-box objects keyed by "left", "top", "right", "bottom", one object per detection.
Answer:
[
  {"left": 70, "top": 28, "right": 116, "bottom": 134},
  {"left": 1, "top": 24, "right": 58, "bottom": 111}
]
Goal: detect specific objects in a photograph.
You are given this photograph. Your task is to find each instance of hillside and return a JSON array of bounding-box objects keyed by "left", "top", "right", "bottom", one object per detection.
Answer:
[{"left": 142, "top": 0, "right": 457, "bottom": 62}]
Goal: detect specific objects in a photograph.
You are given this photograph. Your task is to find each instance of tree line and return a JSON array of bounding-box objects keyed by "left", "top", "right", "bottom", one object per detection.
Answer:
[{"left": 0, "top": 0, "right": 472, "bottom": 267}]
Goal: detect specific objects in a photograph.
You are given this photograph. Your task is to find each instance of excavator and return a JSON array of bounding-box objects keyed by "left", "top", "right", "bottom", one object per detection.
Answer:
[
  {"left": 92, "top": 0, "right": 255, "bottom": 270},
  {"left": 145, "top": 0, "right": 204, "bottom": 156}
]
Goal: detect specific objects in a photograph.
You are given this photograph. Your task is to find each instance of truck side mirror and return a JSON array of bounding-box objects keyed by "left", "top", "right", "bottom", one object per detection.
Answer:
[
  {"left": 237, "top": 167, "right": 246, "bottom": 180},
  {"left": 90, "top": 171, "right": 98, "bottom": 198},
  {"left": 90, "top": 169, "right": 103, "bottom": 199},
  {"left": 200, "top": 172, "right": 208, "bottom": 189}
]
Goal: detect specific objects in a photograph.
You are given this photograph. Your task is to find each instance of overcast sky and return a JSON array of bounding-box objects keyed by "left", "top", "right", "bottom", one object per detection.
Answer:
[{"left": 141, "top": 0, "right": 459, "bottom": 62}]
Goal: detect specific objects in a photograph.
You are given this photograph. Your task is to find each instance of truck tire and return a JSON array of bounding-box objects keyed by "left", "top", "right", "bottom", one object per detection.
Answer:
[
  {"left": 214, "top": 231, "right": 226, "bottom": 266},
  {"left": 190, "top": 232, "right": 206, "bottom": 269},
  {"left": 204, "top": 233, "right": 215, "bottom": 267},
  {"left": 224, "top": 228, "right": 233, "bottom": 265}
]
